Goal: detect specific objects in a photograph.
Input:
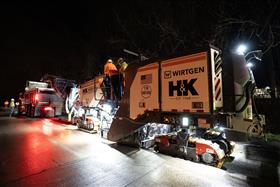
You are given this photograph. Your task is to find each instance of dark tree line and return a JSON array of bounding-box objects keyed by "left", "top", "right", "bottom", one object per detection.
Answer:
[
  {"left": 80, "top": 0, "right": 280, "bottom": 91},
  {"left": 102, "top": 0, "right": 280, "bottom": 57},
  {"left": 1, "top": 1, "right": 279, "bottom": 101},
  {"left": 40, "top": 1, "right": 279, "bottom": 86}
]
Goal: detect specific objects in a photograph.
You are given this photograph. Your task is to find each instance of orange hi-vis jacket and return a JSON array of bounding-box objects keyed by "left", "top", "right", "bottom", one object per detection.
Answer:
[{"left": 104, "top": 62, "right": 119, "bottom": 77}]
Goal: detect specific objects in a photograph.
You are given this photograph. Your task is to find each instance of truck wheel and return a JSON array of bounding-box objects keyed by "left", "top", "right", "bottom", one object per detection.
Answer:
[
  {"left": 154, "top": 144, "right": 159, "bottom": 152},
  {"left": 30, "top": 107, "right": 35, "bottom": 117},
  {"left": 247, "top": 123, "right": 262, "bottom": 138},
  {"left": 26, "top": 106, "right": 29, "bottom": 117},
  {"left": 27, "top": 105, "right": 31, "bottom": 117}
]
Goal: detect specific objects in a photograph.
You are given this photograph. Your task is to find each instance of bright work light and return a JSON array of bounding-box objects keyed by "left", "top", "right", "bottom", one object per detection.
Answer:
[
  {"left": 182, "top": 117, "right": 189, "bottom": 127},
  {"left": 236, "top": 44, "right": 247, "bottom": 55}
]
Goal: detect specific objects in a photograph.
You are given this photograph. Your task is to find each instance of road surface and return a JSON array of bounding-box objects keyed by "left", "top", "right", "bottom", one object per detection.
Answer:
[{"left": 0, "top": 116, "right": 279, "bottom": 187}]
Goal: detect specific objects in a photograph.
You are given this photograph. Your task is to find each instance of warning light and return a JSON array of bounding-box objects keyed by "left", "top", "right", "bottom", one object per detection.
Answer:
[{"left": 34, "top": 94, "right": 39, "bottom": 101}]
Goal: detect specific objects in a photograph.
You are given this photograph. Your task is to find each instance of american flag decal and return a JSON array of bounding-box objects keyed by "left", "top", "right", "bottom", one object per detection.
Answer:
[{"left": 141, "top": 74, "right": 152, "bottom": 84}]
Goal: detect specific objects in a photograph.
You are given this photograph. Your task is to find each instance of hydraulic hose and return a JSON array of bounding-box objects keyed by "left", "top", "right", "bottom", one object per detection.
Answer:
[{"left": 235, "top": 81, "right": 254, "bottom": 113}]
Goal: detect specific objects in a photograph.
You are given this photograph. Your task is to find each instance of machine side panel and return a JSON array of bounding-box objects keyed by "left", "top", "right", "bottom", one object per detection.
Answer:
[
  {"left": 108, "top": 62, "right": 150, "bottom": 141},
  {"left": 129, "top": 63, "right": 159, "bottom": 119},
  {"left": 160, "top": 52, "right": 210, "bottom": 113},
  {"left": 79, "top": 76, "right": 104, "bottom": 107}
]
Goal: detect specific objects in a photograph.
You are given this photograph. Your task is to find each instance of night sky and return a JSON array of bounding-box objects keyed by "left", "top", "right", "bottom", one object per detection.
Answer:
[{"left": 0, "top": 1, "right": 280, "bottom": 104}]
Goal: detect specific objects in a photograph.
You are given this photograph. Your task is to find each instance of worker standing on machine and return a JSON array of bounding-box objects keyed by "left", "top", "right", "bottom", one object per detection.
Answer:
[
  {"left": 117, "top": 57, "right": 128, "bottom": 97},
  {"left": 104, "top": 59, "right": 121, "bottom": 100}
]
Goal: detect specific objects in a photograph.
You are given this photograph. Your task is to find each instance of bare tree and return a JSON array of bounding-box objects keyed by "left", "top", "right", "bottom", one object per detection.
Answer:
[{"left": 210, "top": 0, "right": 280, "bottom": 54}]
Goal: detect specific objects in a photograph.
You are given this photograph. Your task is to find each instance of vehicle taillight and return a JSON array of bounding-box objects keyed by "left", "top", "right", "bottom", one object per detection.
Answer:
[
  {"left": 34, "top": 94, "right": 39, "bottom": 102},
  {"left": 44, "top": 107, "right": 53, "bottom": 111}
]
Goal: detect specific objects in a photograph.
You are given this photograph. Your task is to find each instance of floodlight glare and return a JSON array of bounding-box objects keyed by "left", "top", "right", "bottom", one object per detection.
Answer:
[
  {"left": 236, "top": 44, "right": 247, "bottom": 55},
  {"left": 246, "top": 62, "right": 254, "bottom": 68}
]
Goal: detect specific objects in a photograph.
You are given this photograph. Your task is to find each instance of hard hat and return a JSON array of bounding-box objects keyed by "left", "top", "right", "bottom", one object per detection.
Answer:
[
  {"left": 117, "top": 58, "right": 124, "bottom": 64},
  {"left": 107, "top": 59, "right": 113, "bottom": 63},
  {"left": 11, "top": 98, "right": 14, "bottom": 101}
]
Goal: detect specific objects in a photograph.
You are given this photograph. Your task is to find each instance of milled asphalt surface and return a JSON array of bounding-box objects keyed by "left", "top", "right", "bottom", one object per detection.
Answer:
[{"left": 0, "top": 116, "right": 279, "bottom": 187}]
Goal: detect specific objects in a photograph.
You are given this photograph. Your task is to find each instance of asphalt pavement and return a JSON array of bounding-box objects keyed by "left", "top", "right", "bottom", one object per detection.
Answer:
[{"left": 0, "top": 116, "right": 279, "bottom": 187}]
